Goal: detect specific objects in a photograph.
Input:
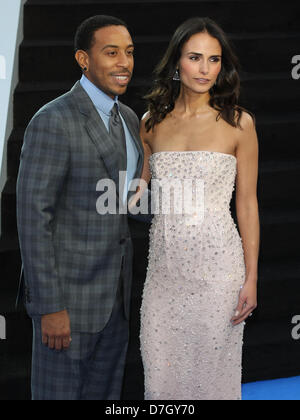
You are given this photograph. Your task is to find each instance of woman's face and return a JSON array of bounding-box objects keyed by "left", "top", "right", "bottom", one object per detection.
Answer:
[{"left": 178, "top": 31, "right": 222, "bottom": 94}]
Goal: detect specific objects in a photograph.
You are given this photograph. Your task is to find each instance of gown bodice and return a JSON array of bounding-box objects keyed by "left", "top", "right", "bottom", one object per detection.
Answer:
[{"left": 149, "top": 150, "right": 237, "bottom": 220}]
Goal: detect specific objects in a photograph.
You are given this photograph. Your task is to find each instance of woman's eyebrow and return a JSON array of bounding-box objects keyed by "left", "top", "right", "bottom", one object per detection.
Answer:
[{"left": 187, "top": 51, "right": 222, "bottom": 57}]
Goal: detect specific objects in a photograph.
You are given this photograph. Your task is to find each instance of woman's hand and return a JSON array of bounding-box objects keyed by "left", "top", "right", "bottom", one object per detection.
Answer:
[
  {"left": 231, "top": 279, "right": 257, "bottom": 326},
  {"left": 128, "top": 185, "right": 143, "bottom": 211}
]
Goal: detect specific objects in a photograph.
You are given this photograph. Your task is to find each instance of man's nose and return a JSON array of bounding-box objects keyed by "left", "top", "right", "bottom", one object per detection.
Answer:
[{"left": 117, "top": 51, "right": 132, "bottom": 68}]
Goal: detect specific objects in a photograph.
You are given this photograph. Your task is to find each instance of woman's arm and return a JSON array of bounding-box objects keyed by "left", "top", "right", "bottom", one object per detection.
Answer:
[
  {"left": 128, "top": 114, "right": 153, "bottom": 210},
  {"left": 139, "top": 115, "right": 153, "bottom": 185},
  {"left": 232, "top": 111, "right": 260, "bottom": 325}
]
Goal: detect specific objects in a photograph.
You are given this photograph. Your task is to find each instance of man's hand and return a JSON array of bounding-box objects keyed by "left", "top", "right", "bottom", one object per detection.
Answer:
[{"left": 41, "top": 310, "right": 71, "bottom": 351}]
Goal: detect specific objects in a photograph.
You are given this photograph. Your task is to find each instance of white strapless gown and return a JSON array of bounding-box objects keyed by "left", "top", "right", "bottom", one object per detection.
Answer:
[{"left": 140, "top": 151, "right": 245, "bottom": 400}]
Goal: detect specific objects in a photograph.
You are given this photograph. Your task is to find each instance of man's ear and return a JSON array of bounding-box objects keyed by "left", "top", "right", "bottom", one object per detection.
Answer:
[{"left": 75, "top": 50, "right": 89, "bottom": 72}]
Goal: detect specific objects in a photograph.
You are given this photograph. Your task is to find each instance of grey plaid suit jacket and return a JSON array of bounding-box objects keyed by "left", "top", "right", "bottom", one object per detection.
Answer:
[{"left": 16, "top": 81, "right": 144, "bottom": 333}]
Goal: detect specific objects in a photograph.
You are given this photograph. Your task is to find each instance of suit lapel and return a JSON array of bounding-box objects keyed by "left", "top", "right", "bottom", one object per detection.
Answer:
[
  {"left": 85, "top": 114, "right": 121, "bottom": 194},
  {"left": 71, "top": 82, "right": 121, "bottom": 199},
  {"left": 70, "top": 81, "right": 144, "bottom": 203}
]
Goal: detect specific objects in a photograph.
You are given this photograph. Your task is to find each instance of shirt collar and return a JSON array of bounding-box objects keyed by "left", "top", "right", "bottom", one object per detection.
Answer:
[{"left": 80, "top": 74, "right": 119, "bottom": 116}]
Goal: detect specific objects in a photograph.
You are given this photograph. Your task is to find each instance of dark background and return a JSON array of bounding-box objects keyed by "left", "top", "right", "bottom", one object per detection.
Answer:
[{"left": 1, "top": 0, "right": 300, "bottom": 400}]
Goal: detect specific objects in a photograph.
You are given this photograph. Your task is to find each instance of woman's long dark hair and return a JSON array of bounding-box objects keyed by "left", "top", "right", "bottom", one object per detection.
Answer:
[{"left": 145, "top": 17, "right": 254, "bottom": 132}]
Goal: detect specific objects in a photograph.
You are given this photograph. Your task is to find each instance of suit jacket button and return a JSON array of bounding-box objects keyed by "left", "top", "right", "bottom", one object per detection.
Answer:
[{"left": 119, "top": 238, "right": 126, "bottom": 245}]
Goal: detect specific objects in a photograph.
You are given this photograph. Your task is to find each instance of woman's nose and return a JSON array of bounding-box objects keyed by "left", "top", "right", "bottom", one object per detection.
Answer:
[{"left": 199, "top": 61, "right": 209, "bottom": 75}]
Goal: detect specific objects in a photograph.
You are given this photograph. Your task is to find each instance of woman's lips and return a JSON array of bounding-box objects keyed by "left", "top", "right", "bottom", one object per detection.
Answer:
[{"left": 194, "top": 78, "right": 211, "bottom": 84}]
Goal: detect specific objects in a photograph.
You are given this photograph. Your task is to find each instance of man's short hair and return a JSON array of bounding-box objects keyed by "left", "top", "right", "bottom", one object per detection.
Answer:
[{"left": 74, "top": 15, "right": 129, "bottom": 52}]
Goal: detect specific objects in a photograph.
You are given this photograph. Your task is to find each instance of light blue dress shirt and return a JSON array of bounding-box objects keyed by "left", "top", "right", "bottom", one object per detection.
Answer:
[{"left": 80, "top": 75, "right": 139, "bottom": 204}]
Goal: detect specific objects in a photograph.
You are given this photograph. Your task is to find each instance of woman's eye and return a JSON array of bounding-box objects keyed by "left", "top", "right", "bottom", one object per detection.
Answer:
[
  {"left": 190, "top": 56, "right": 199, "bottom": 61},
  {"left": 210, "top": 57, "right": 221, "bottom": 62}
]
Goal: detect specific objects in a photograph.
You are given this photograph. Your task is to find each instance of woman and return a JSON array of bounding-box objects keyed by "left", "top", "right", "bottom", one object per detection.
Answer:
[{"left": 136, "top": 17, "right": 259, "bottom": 400}]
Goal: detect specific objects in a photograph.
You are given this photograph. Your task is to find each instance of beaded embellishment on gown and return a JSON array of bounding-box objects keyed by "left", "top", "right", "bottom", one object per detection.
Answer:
[{"left": 140, "top": 151, "right": 245, "bottom": 400}]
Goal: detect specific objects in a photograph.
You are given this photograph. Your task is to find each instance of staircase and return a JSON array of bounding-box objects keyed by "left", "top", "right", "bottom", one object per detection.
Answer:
[{"left": 1, "top": 0, "right": 300, "bottom": 400}]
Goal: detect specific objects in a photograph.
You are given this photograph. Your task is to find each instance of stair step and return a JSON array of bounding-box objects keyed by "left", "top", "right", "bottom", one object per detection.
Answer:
[
  {"left": 24, "top": 0, "right": 300, "bottom": 39},
  {"left": 1, "top": 239, "right": 299, "bottom": 323},
  {"left": 0, "top": 351, "right": 31, "bottom": 400},
  {"left": 19, "top": 33, "right": 300, "bottom": 83},
  {"left": 238, "top": 75, "right": 300, "bottom": 115},
  {"left": 1, "top": 177, "right": 19, "bottom": 237},
  {"left": 12, "top": 75, "right": 300, "bottom": 128},
  {"left": 257, "top": 116, "right": 300, "bottom": 161},
  {"left": 0, "top": 248, "right": 21, "bottom": 292},
  {"left": 3, "top": 163, "right": 300, "bottom": 240},
  {"left": 6, "top": 115, "right": 300, "bottom": 174},
  {"left": 243, "top": 318, "right": 300, "bottom": 382},
  {"left": 0, "top": 310, "right": 32, "bottom": 357},
  {"left": 7, "top": 138, "right": 22, "bottom": 179},
  {"left": 258, "top": 160, "right": 300, "bottom": 209},
  {"left": 259, "top": 210, "right": 300, "bottom": 260},
  {"left": 1, "top": 178, "right": 18, "bottom": 237},
  {"left": 254, "top": 259, "right": 300, "bottom": 322},
  {"left": 0, "top": 297, "right": 41, "bottom": 403}
]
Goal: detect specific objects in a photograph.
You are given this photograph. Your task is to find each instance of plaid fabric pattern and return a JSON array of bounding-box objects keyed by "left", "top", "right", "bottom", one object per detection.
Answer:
[
  {"left": 16, "top": 81, "right": 144, "bottom": 333},
  {"left": 31, "top": 279, "right": 129, "bottom": 400}
]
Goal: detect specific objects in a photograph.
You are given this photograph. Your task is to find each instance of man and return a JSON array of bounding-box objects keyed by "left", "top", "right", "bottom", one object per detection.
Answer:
[{"left": 16, "top": 15, "right": 144, "bottom": 400}]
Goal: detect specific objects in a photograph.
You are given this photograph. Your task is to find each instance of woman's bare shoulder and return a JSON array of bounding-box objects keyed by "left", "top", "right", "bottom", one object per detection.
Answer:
[
  {"left": 140, "top": 112, "right": 155, "bottom": 150},
  {"left": 237, "top": 110, "right": 256, "bottom": 131},
  {"left": 140, "top": 111, "right": 151, "bottom": 132}
]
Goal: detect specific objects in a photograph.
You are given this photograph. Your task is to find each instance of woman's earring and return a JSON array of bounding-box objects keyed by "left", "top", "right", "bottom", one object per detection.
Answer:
[
  {"left": 173, "top": 69, "right": 180, "bottom": 81},
  {"left": 83, "top": 67, "right": 87, "bottom": 72}
]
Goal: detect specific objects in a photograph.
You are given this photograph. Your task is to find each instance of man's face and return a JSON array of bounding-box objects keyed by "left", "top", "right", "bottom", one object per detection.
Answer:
[{"left": 79, "top": 25, "right": 134, "bottom": 98}]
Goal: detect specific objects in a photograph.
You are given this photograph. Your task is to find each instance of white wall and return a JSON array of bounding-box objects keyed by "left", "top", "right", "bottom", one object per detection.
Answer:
[{"left": 0, "top": 0, "right": 25, "bottom": 236}]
